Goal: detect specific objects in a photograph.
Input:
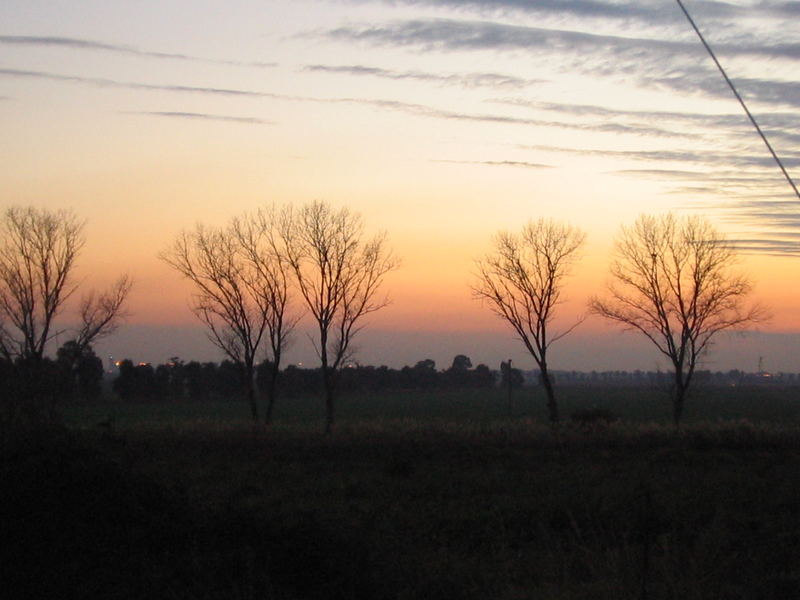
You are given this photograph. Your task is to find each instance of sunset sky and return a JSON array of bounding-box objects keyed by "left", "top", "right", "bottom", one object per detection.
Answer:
[{"left": 2, "top": 0, "right": 799, "bottom": 372}]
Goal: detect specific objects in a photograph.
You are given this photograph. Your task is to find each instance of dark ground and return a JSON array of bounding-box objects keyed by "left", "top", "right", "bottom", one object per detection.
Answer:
[{"left": 4, "top": 416, "right": 800, "bottom": 599}]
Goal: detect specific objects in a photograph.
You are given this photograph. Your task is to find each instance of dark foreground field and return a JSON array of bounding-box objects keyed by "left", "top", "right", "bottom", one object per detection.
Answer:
[{"left": 4, "top": 386, "right": 800, "bottom": 599}]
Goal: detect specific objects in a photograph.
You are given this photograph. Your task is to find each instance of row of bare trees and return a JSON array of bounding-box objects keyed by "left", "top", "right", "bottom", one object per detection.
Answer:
[
  {"left": 474, "top": 213, "right": 766, "bottom": 426},
  {"left": 0, "top": 201, "right": 396, "bottom": 433},
  {"left": 0, "top": 203, "right": 764, "bottom": 430},
  {"left": 161, "top": 200, "right": 398, "bottom": 433}
]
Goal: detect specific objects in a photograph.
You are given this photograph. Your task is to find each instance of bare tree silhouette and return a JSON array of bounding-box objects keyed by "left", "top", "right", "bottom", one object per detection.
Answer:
[
  {"left": 0, "top": 206, "right": 131, "bottom": 362},
  {"left": 233, "top": 207, "right": 297, "bottom": 424},
  {"left": 280, "top": 200, "right": 398, "bottom": 434},
  {"left": 474, "top": 219, "right": 585, "bottom": 423},
  {"left": 0, "top": 206, "right": 131, "bottom": 426},
  {"left": 590, "top": 213, "right": 767, "bottom": 425},
  {"left": 162, "top": 211, "right": 294, "bottom": 422}
]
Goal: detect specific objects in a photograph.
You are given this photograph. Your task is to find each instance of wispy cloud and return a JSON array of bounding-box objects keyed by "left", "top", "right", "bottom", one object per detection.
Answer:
[
  {"left": 342, "top": 0, "right": 757, "bottom": 22},
  {"left": 618, "top": 171, "right": 796, "bottom": 208},
  {"left": 722, "top": 200, "right": 800, "bottom": 227},
  {"left": 0, "top": 35, "right": 276, "bottom": 67},
  {"left": 528, "top": 144, "right": 800, "bottom": 170},
  {"left": 340, "top": 1, "right": 800, "bottom": 32},
  {"left": 614, "top": 168, "right": 792, "bottom": 191},
  {"left": 647, "top": 71, "right": 800, "bottom": 110},
  {"left": 304, "top": 63, "right": 543, "bottom": 89},
  {"left": 433, "top": 158, "right": 552, "bottom": 169},
  {"left": 334, "top": 97, "right": 692, "bottom": 137},
  {"left": 725, "top": 238, "right": 800, "bottom": 256},
  {"left": 619, "top": 170, "right": 800, "bottom": 255},
  {"left": 493, "top": 98, "right": 796, "bottom": 130},
  {"left": 127, "top": 111, "right": 272, "bottom": 125},
  {"left": 0, "top": 67, "right": 287, "bottom": 99},
  {"left": 321, "top": 18, "right": 800, "bottom": 62},
  {"left": 493, "top": 98, "right": 800, "bottom": 149},
  {"left": 535, "top": 142, "right": 800, "bottom": 250}
]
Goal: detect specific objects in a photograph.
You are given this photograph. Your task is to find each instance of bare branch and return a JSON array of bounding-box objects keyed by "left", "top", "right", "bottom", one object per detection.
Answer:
[{"left": 75, "top": 274, "right": 133, "bottom": 351}]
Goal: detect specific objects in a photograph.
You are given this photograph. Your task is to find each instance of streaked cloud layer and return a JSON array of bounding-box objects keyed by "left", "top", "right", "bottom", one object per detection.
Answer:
[
  {"left": 323, "top": 18, "right": 800, "bottom": 62},
  {"left": 2, "top": 1, "right": 797, "bottom": 251},
  {"left": 315, "top": 1, "right": 800, "bottom": 255}
]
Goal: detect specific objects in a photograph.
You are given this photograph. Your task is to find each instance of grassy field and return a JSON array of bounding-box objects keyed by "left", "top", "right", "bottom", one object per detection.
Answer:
[
  {"left": 5, "top": 385, "right": 800, "bottom": 599},
  {"left": 61, "top": 383, "right": 800, "bottom": 431}
]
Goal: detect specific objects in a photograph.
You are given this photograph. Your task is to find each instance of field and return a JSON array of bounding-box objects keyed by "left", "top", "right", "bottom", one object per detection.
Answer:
[
  {"left": 61, "top": 382, "right": 800, "bottom": 431},
  {"left": 4, "top": 385, "right": 800, "bottom": 599}
]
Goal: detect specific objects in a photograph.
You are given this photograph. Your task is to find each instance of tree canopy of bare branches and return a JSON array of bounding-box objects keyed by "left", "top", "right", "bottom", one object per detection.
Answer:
[
  {"left": 590, "top": 213, "right": 766, "bottom": 425},
  {"left": 234, "top": 207, "right": 296, "bottom": 423},
  {"left": 0, "top": 206, "right": 83, "bottom": 361},
  {"left": 473, "top": 219, "right": 585, "bottom": 423},
  {"left": 0, "top": 206, "right": 131, "bottom": 363},
  {"left": 75, "top": 275, "right": 133, "bottom": 352},
  {"left": 281, "top": 200, "right": 398, "bottom": 434},
  {"left": 161, "top": 209, "right": 294, "bottom": 422}
]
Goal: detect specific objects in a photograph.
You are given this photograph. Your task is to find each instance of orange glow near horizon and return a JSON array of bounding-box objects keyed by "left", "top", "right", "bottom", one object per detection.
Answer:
[{"left": 95, "top": 228, "right": 800, "bottom": 338}]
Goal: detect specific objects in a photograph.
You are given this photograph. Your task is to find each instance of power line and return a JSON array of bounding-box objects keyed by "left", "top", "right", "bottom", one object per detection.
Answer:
[{"left": 674, "top": 0, "right": 800, "bottom": 201}]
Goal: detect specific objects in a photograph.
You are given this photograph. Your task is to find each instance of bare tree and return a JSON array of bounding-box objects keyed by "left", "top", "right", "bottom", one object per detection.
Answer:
[
  {"left": 161, "top": 213, "right": 294, "bottom": 422},
  {"left": 0, "top": 206, "right": 131, "bottom": 426},
  {"left": 0, "top": 206, "right": 83, "bottom": 362},
  {"left": 590, "top": 213, "right": 766, "bottom": 425},
  {"left": 281, "top": 200, "right": 398, "bottom": 434},
  {"left": 0, "top": 206, "right": 131, "bottom": 362},
  {"left": 473, "top": 219, "right": 586, "bottom": 423},
  {"left": 233, "top": 207, "right": 296, "bottom": 424}
]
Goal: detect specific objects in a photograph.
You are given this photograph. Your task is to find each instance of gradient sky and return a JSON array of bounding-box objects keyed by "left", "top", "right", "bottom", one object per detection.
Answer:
[{"left": 2, "top": 0, "right": 799, "bottom": 372}]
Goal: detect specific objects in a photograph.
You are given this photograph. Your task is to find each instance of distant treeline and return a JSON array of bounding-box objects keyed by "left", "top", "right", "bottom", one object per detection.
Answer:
[
  {"left": 1, "top": 342, "right": 106, "bottom": 426},
  {"left": 5, "top": 344, "right": 794, "bottom": 408},
  {"left": 106, "top": 354, "right": 799, "bottom": 403},
  {"left": 109, "top": 356, "right": 503, "bottom": 402},
  {"left": 547, "top": 369, "right": 799, "bottom": 387}
]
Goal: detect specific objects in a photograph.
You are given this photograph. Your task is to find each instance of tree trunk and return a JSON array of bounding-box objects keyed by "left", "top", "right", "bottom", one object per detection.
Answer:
[
  {"left": 245, "top": 363, "right": 258, "bottom": 422},
  {"left": 540, "top": 365, "right": 559, "bottom": 424},
  {"left": 672, "top": 370, "right": 687, "bottom": 427},
  {"left": 322, "top": 366, "right": 336, "bottom": 435}
]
